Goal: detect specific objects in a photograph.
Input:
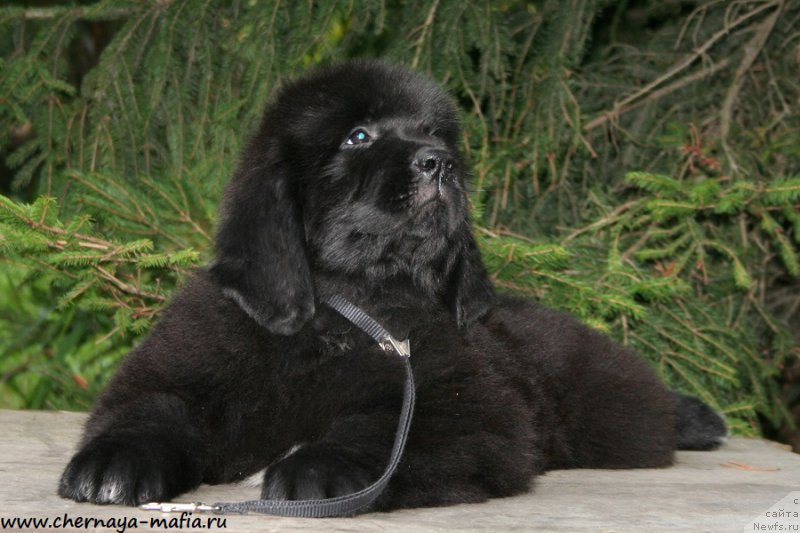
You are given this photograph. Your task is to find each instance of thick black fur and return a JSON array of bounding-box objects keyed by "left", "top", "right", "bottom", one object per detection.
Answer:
[{"left": 59, "top": 60, "right": 726, "bottom": 511}]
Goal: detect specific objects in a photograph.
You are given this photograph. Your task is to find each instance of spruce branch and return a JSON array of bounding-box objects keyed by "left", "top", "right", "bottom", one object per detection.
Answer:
[
  {"left": 563, "top": 201, "right": 639, "bottom": 242},
  {"left": 584, "top": 0, "right": 781, "bottom": 132},
  {"left": 93, "top": 265, "right": 166, "bottom": 303},
  {"left": 1, "top": 195, "right": 197, "bottom": 334},
  {"left": 410, "top": 0, "right": 441, "bottom": 69},
  {"left": 720, "top": 0, "right": 783, "bottom": 175},
  {"left": 2, "top": 5, "right": 137, "bottom": 21}
]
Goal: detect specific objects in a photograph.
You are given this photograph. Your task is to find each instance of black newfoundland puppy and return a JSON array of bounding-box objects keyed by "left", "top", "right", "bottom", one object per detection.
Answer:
[{"left": 59, "top": 60, "right": 725, "bottom": 511}]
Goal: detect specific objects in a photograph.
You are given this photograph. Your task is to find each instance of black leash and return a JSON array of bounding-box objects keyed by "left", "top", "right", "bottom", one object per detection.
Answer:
[{"left": 140, "top": 295, "right": 415, "bottom": 518}]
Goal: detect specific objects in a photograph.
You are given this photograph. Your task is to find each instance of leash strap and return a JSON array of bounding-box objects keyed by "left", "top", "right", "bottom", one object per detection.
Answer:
[
  {"left": 141, "top": 296, "right": 415, "bottom": 518},
  {"left": 324, "top": 294, "right": 411, "bottom": 356}
]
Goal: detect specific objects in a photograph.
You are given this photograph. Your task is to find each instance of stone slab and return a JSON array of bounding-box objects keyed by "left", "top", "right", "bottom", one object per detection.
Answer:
[{"left": 0, "top": 410, "right": 798, "bottom": 532}]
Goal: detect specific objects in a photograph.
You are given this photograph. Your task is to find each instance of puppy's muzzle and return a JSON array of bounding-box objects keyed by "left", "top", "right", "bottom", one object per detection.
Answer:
[{"left": 412, "top": 147, "right": 454, "bottom": 184}]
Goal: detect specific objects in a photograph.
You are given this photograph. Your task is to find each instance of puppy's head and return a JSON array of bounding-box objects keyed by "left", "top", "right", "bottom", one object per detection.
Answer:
[{"left": 211, "top": 61, "right": 494, "bottom": 334}]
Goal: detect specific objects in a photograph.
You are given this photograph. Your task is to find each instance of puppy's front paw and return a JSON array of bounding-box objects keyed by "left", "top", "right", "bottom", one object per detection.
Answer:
[
  {"left": 261, "top": 449, "right": 372, "bottom": 501},
  {"left": 58, "top": 437, "right": 198, "bottom": 506}
]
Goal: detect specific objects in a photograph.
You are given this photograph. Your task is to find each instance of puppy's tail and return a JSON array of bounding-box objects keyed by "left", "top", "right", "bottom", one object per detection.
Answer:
[{"left": 673, "top": 392, "right": 727, "bottom": 450}]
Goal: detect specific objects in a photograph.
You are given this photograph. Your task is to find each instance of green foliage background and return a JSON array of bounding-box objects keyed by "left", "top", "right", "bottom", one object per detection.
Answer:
[{"left": 1, "top": 0, "right": 799, "bottom": 443}]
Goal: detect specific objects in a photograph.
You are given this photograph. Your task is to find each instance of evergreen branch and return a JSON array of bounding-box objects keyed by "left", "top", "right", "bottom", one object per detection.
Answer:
[
  {"left": 763, "top": 178, "right": 800, "bottom": 203},
  {"left": 410, "top": 0, "right": 441, "bottom": 69},
  {"left": 663, "top": 343, "right": 735, "bottom": 381},
  {"left": 563, "top": 201, "right": 639, "bottom": 242},
  {"left": 583, "top": 57, "right": 732, "bottom": 132},
  {"left": 633, "top": 231, "right": 692, "bottom": 262},
  {"left": 662, "top": 356, "right": 719, "bottom": 407},
  {"left": 720, "top": 0, "right": 783, "bottom": 174},
  {"left": 584, "top": 0, "right": 781, "bottom": 132},
  {"left": 79, "top": 241, "right": 112, "bottom": 251},
  {"left": 93, "top": 265, "right": 165, "bottom": 302},
  {"left": 0, "top": 196, "right": 111, "bottom": 249},
  {"left": 140, "top": 178, "right": 212, "bottom": 242},
  {"left": 700, "top": 239, "right": 753, "bottom": 288},
  {"left": 2, "top": 6, "right": 136, "bottom": 21},
  {"left": 660, "top": 306, "right": 742, "bottom": 367}
]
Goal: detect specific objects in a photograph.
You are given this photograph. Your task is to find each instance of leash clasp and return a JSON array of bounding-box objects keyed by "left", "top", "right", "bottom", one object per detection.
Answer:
[
  {"left": 140, "top": 501, "right": 221, "bottom": 513},
  {"left": 380, "top": 335, "right": 410, "bottom": 357}
]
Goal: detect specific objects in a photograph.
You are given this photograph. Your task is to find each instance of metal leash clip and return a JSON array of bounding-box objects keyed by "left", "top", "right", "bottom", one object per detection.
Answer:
[
  {"left": 140, "top": 501, "right": 221, "bottom": 513},
  {"left": 379, "top": 334, "right": 410, "bottom": 357}
]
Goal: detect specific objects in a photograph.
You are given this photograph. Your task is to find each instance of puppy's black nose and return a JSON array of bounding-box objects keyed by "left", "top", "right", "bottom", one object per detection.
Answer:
[{"left": 412, "top": 148, "right": 453, "bottom": 182}]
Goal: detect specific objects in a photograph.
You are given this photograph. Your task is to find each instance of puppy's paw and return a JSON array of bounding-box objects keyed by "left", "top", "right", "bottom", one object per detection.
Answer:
[
  {"left": 58, "top": 437, "right": 198, "bottom": 506},
  {"left": 261, "top": 448, "right": 372, "bottom": 501}
]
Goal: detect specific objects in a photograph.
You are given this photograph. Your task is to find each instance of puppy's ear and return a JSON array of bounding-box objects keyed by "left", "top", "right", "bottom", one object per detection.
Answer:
[
  {"left": 209, "top": 138, "right": 314, "bottom": 335},
  {"left": 446, "top": 230, "right": 495, "bottom": 329}
]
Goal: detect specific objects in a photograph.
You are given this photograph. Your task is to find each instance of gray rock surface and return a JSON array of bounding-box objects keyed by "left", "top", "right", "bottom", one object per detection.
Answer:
[{"left": 0, "top": 409, "right": 798, "bottom": 532}]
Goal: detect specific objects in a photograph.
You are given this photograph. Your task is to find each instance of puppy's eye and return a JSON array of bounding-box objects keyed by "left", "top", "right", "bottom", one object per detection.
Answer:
[{"left": 344, "top": 128, "right": 372, "bottom": 146}]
